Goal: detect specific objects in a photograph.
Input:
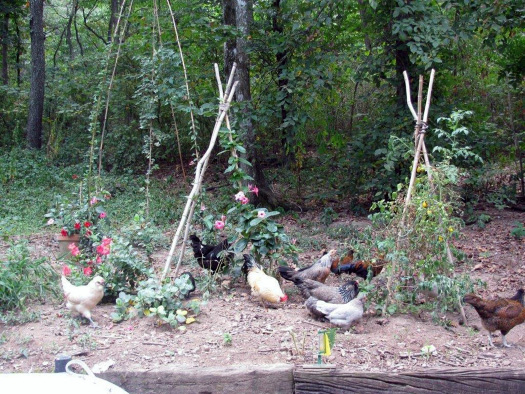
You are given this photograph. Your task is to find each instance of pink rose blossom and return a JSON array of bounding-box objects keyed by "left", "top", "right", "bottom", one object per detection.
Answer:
[
  {"left": 83, "top": 267, "right": 93, "bottom": 276},
  {"left": 214, "top": 220, "right": 225, "bottom": 230},
  {"left": 240, "top": 196, "right": 249, "bottom": 205},
  {"left": 257, "top": 210, "right": 266, "bottom": 219},
  {"left": 99, "top": 212, "right": 107, "bottom": 219},
  {"left": 101, "top": 237, "right": 112, "bottom": 246},
  {"left": 248, "top": 184, "right": 259, "bottom": 197},
  {"left": 62, "top": 265, "right": 71, "bottom": 276},
  {"left": 96, "top": 256, "right": 102, "bottom": 264}
]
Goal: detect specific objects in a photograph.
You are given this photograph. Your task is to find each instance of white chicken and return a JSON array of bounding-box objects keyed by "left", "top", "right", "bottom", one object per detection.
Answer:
[
  {"left": 61, "top": 275, "right": 105, "bottom": 326},
  {"left": 305, "top": 293, "right": 366, "bottom": 329},
  {"left": 242, "top": 254, "right": 288, "bottom": 309}
]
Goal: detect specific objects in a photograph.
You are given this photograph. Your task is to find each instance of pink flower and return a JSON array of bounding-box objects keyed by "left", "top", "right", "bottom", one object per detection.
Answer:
[
  {"left": 62, "top": 265, "right": 71, "bottom": 276},
  {"left": 90, "top": 196, "right": 97, "bottom": 205},
  {"left": 248, "top": 184, "right": 259, "bottom": 197},
  {"left": 101, "top": 237, "right": 112, "bottom": 246},
  {"left": 189, "top": 160, "right": 195, "bottom": 166},
  {"left": 221, "top": 215, "right": 227, "bottom": 222},
  {"left": 200, "top": 203, "right": 206, "bottom": 211},
  {"left": 61, "top": 228, "right": 68, "bottom": 236},
  {"left": 214, "top": 220, "right": 225, "bottom": 230},
  {"left": 291, "top": 238, "right": 297, "bottom": 245},
  {"left": 97, "top": 245, "right": 110, "bottom": 255},
  {"left": 84, "top": 221, "right": 92, "bottom": 228},
  {"left": 47, "top": 218, "right": 55, "bottom": 225},
  {"left": 234, "top": 191, "right": 246, "bottom": 201},
  {"left": 74, "top": 222, "right": 81, "bottom": 230},
  {"left": 240, "top": 196, "right": 249, "bottom": 205},
  {"left": 68, "top": 243, "right": 80, "bottom": 257},
  {"left": 87, "top": 260, "right": 93, "bottom": 265},
  {"left": 96, "top": 256, "right": 102, "bottom": 264},
  {"left": 257, "top": 210, "right": 266, "bottom": 219},
  {"left": 99, "top": 212, "right": 106, "bottom": 219},
  {"left": 83, "top": 267, "right": 93, "bottom": 276}
]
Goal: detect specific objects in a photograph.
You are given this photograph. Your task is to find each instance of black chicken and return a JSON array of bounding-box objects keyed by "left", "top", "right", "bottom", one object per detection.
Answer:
[{"left": 189, "top": 234, "right": 234, "bottom": 273}]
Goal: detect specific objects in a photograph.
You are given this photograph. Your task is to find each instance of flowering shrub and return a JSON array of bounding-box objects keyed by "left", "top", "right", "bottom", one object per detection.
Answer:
[
  {"left": 45, "top": 180, "right": 110, "bottom": 240},
  {"left": 61, "top": 235, "right": 151, "bottom": 298},
  {"left": 198, "top": 185, "right": 298, "bottom": 266}
]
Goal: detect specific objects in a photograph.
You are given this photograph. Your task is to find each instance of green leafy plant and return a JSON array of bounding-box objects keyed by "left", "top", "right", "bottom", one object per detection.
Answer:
[
  {"left": 511, "top": 222, "right": 525, "bottom": 240},
  {"left": 111, "top": 275, "right": 200, "bottom": 327},
  {"left": 320, "top": 207, "right": 338, "bottom": 227},
  {"left": 368, "top": 161, "right": 480, "bottom": 317},
  {"left": 222, "top": 332, "right": 232, "bottom": 346},
  {"left": 0, "top": 242, "right": 59, "bottom": 312}
]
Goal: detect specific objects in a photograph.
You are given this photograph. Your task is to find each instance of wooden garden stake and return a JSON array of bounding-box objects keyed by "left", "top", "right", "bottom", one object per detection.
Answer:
[{"left": 161, "top": 64, "right": 238, "bottom": 281}]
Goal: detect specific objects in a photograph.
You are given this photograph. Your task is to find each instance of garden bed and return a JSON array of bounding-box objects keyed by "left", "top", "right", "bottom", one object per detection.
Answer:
[{"left": 1, "top": 207, "right": 525, "bottom": 385}]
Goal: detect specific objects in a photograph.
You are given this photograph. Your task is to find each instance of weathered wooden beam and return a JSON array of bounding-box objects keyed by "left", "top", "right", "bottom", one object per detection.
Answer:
[
  {"left": 99, "top": 363, "right": 294, "bottom": 394},
  {"left": 294, "top": 367, "right": 525, "bottom": 394}
]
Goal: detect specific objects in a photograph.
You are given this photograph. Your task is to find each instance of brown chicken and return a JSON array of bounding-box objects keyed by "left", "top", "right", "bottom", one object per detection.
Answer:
[
  {"left": 293, "top": 278, "right": 359, "bottom": 304},
  {"left": 331, "top": 250, "right": 386, "bottom": 280},
  {"left": 243, "top": 254, "right": 288, "bottom": 308},
  {"left": 278, "top": 249, "right": 337, "bottom": 284},
  {"left": 463, "top": 289, "right": 525, "bottom": 347},
  {"left": 61, "top": 275, "right": 105, "bottom": 326}
]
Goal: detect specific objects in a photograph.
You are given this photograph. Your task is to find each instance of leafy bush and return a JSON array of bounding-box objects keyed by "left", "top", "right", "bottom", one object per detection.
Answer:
[
  {"left": 112, "top": 274, "right": 200, "bottom": 327},
  {"left": 368, "top": 162, "right": 480, "bottom": 318},
  {"left": 62, "top": 235, "right": 152, "bottom": 299},
  {"left": 511, "top": 222, "right": 525, "bottom": 240},
  {"left": 0, "top": 242, "right": 59, "bottom": 312}
]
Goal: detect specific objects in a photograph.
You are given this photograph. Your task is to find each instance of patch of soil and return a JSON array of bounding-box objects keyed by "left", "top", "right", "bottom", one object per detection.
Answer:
[{"left": 1, "top": 208, "right": 525, "bottom": 374}]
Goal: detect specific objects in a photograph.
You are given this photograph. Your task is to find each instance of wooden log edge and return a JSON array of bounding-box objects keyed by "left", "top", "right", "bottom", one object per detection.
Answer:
[
  {"left": 98, "top": 363, "right": 294, "bottom": 394},
  {"left": 294, "top": 366, "right": 525, "bottom": 393}
]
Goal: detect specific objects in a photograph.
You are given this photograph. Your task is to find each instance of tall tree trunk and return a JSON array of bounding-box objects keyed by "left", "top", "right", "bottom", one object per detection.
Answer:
[
  {"left": 1, "top": 13, "right": 8, "bottom": 85},
  {"left": 66, "top": 0, "right": 75, "bottom": 60},
  {"left": 15, "top": 15, "right": 21, "bottom": 86},
  {"left": 272, "top": 0, "right": 292, "bottom": 163},
  {"left": 222, "top": 0, "right": 236, "bottom": 77},
  {"left": 26, "top": 0, "right": 45, "bottom": 150},
  {"left": 394, "top": 39, "right": 410, "bottom": 108},
  {"left": 108, "top": 0, "right": 118, "bottom": 43},
  {"left": 234, "top": 0, "right": 277, "bottom": 206}
]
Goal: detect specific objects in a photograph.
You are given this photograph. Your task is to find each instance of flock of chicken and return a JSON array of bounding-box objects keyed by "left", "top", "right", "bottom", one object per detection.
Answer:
[{"left": 59, "top": 234, "right": 525, "bottom": 348}]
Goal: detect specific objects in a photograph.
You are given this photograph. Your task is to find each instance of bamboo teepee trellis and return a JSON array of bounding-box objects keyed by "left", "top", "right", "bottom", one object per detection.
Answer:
[
  {"left": 383, "top": 69, "right": 467, "bottom": 323},
  {"left": 160, "top": 64, "right": 239, "bottom": 281}
]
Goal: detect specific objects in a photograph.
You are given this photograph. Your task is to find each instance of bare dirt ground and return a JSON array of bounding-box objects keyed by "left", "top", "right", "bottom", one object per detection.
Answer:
[{"left": 1, "top": 207, "right": 525, "bottom": 375}]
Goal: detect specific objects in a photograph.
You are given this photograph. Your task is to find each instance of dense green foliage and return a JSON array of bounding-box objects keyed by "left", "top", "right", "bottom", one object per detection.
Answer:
[
  {"left": 0, "top": 0, "right": 522, "bottom": 205},
  {"left": 0, "top": 0, "right": 523, "bottom": 320}
]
